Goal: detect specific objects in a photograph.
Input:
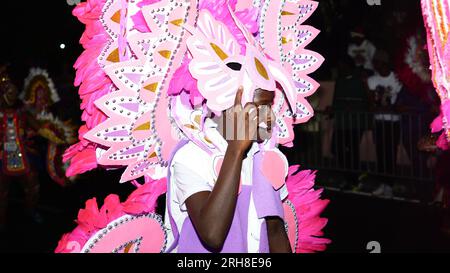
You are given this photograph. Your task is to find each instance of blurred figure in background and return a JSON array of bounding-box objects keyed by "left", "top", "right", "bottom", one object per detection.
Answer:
[
  {"left": 0, "top": 66, "right": 73, "bottom": 235},
  {"left": 347, "top": 26, "right": 377, "bottom": 77},
  {"left": 332, "top": 55, "right": 369, "bottom": 188},
  {"left": 367, "top": 50, "right": 403, "bottom": 197},
  {"left": 0, "top": 66, "right": 43, "bottom": 233}
]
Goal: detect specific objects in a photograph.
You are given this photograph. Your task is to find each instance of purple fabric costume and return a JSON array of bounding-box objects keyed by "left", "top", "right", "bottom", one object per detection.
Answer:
[{"left": 165, "top": 141, "right": 285, "bottom": 253}]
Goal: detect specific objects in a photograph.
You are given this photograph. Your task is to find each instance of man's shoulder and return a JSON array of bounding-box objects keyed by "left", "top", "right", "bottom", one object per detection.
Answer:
[
  {"left": 170, "top": 141, "right": 216, "bottom": 186},
  {"left": 172, "top": 141, "right": 213, "bottom": 166}
]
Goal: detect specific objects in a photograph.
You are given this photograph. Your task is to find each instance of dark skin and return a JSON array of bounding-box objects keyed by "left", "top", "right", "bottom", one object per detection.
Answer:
[
  {"left": 1, "top": 83, "right": 42, "bottom": 132},
  {"left": 184, "top": 87, "right": 292, "bottom": 253}
]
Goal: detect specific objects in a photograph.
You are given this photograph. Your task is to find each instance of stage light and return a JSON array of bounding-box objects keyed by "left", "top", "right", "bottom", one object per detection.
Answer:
[{"left": 60, "top": 43, "right": 66, "bottom": 49}]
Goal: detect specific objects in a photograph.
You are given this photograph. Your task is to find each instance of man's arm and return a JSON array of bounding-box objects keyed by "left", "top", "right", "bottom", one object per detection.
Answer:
[
  {"left": 185, "top": 144, "right": 246, "bottom": 250},
  {"left": 184, "top": 88, "right": 257, "bottom": 250},
  {"left": 266, "top": 216, "right": 292, "bottom": 253}
]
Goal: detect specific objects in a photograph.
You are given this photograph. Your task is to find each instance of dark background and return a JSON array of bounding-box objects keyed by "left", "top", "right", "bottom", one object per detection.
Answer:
[
  {"left": 1, "top": 1, "right": 82, "bottom": 82},
  {"left": 1, "top": 0, "right": 449, "bottom": 253}
]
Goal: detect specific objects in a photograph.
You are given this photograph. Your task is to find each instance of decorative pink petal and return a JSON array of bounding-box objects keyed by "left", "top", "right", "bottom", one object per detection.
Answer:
[{"left": 55, "top": 178, "right": 167, "bottom": 253}]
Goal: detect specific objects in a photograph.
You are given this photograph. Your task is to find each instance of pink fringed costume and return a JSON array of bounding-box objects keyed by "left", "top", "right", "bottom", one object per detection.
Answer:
[
  {"left": 422, "top": 0, "right": 450, "bottom": 149},
  {"left": 56, "top": 0, "right": 330, "bottom": 253}
]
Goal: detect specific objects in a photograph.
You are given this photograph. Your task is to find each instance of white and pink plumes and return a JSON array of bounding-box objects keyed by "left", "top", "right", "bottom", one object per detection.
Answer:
[
  {"left": 65, "top": 0, "right": 323, "bottom": 182},
  {"left": 79, "top": 0, "right": 198, "bottom": 182},
  {"left": 57, "top": 0, "right": 330, "bottom": 253},
  {"left": 187, "top": 1, "right": 323, "bottom": 147}
]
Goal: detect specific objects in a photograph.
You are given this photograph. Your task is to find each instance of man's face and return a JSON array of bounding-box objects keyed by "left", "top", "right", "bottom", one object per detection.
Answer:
[
  {"left": 373, "top": 59, "right": 390, "bottom": 77},
  {"left": 35, "top": 86, "right": 51, "bottom": 111},
  {"left": 217, "top": 88, "right": 275, "bottom": 143},
  {"left": 1, "top": 82, "right": 19, "bottom": 106}
]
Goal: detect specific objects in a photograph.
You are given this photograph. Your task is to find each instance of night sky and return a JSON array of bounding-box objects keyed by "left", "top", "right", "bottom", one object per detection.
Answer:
[{"left": 0, "top": 1, "right": 83, "bottom": 84}]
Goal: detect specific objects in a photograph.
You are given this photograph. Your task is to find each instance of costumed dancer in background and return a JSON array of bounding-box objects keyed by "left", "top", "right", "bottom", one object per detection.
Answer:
[
  {"left": 421, "top": 0, "right": 450, "bottom": 234},
  {"left": 21, "top": 68, "right": 77, "bottom": 186},
  {"left": 56, "top": 0, "right": 330, "bottom": 253},
  {"left": 0, "top": 65, "right": 43, "bottom": 231},
  {"left": 0, "top": 66, "right": 76, "bottom": 233}
]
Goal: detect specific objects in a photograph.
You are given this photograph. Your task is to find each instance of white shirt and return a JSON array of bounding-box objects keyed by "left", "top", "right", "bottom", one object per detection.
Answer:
[
  {"left": 367, "top": 72, "right": 403, "bottom": 122},
  {"left": 347, "top": 39, "right": 377, "bottom": 70},
  {"left": 164, "top": 122, "right": 288, "bottom": 253}
]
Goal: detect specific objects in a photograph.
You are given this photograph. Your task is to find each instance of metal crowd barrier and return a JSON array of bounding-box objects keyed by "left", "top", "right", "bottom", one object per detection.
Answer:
[{"left": 290, "top": 110, "right": 433, "bottom": 182}]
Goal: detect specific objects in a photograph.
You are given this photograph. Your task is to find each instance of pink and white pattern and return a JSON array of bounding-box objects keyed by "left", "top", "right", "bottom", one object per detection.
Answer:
[
  {"left": 81, "top": 0, "right": 198, "bottom": 182},
  {"left": 55, "top": 177, "right": 168, "bottom": 253},
  {"left": 58, "top": 0, "right": 330, "bottom": 253},
  {"left": 257, "top": 0, "right": 323, "bottom": 146}
]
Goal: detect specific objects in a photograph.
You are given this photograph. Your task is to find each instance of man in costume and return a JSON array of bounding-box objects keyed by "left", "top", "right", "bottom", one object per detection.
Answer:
[
  {"left": 56, "top": 0, "right": 330, "bottom": 253},
  {"left": 0, "top": 66, "right": 43, "bottom": 231},
  {"left": 0, "top": 66, "right": 75, "bottom": 233},
  {"left": 21, "top": 67, "right": 77, "bottom": 186},
  {"left": 167, "top": 87, "right": 291, "bottom": 252}
]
